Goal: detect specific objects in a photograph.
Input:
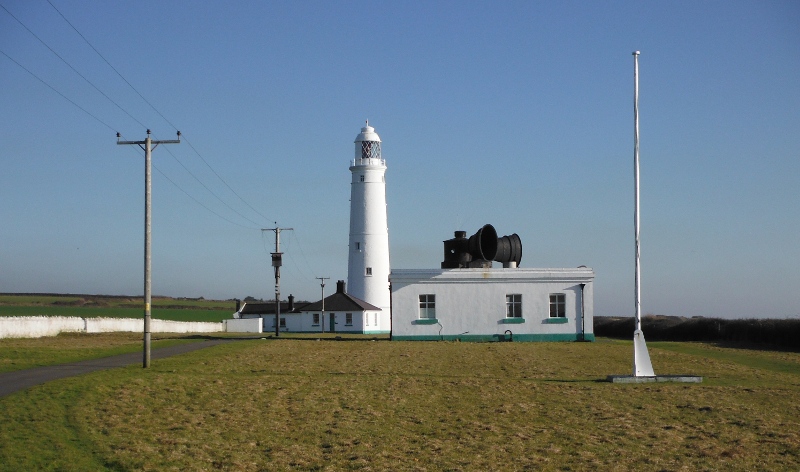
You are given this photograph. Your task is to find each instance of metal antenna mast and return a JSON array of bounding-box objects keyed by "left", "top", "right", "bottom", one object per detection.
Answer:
[
  {"left": 316, "top": 276, "right": 329, "bottom": 333},
  {"left": 263, "top": 226, "right": 293, "bottom": 336},
  {"left": 117, "top": 129, "right": 180, "bottom": 368},
  {"left": 632, "top": 51, "right": 654, "bottom": 377}
]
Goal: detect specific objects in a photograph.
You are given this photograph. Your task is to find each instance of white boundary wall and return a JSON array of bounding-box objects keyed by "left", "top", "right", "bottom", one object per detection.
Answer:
[
  {"left": 222, "top": 318, "right": 262, "bottom": 333},
  {"left": 0, "top": 316, "right": 224, "bottom": 339}
]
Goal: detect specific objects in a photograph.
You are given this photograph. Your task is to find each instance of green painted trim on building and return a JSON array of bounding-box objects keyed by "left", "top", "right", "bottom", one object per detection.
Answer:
[
  {"left": 501, "top": 318, "right": 525, "bottom": 324},
  {"left": 544, "top": 317, "right": 568, "bottom": 324},
  {"left": 413, "top": 319, "right": 439, "bottom": 325},
  {"left": 252, "top": 330, "right": 593, "bottom": 342},
  {"left": 392, "top": 333, "right": 595, "bottom": 342}
]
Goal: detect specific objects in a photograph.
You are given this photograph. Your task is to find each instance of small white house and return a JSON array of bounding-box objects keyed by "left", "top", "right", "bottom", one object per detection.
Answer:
[
  {"left": 232, "top": 281, "right": 388, "bottom": 335},
  {"left": 390, "top": 267, "right": 594, "bottom": 342},
  {"left": 299, "top": 280, "right": 387, "bottom": 335}
]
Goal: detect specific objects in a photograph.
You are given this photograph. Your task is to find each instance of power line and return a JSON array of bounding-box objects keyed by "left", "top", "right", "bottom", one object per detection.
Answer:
[
  {"left": 0, "top": 47, "right": 260, "bottom": 229},
  {"left": 157, "top": 142, "right": 264, "bottom": 227},
  {"left": 152, "top": 164, "right": 261, "bottom": 230},
  {"left": 285, "top": 230, "right": 317, "bottom": 282},
  {"left": 117, "top": 141, "right": 260, "bottom": 230},
  {"left": 43, "top": 0, "right": 272, "bottom": 226},
  {"left": 0, "top": 48, "right": 116, "bottom": 133},
  {"left": 181, "top": 135, "right": 272, "bottom": 223},
  {"left": 6, "top": 1, "right": 273, "bottom": 230},
  {"left": 44, "top": 0, "right": 180, "bottom": 131},
  {"left": 0, "top": 2, "right": 146, "bottom": 129}
]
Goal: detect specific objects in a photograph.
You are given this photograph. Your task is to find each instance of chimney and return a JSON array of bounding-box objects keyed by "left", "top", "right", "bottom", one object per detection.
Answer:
[
  {"left": 288, "top": 294, "right": 295, "bottom": 312},
  {"left": 337, "top": 280, "right": 346, "bottom": 294}
]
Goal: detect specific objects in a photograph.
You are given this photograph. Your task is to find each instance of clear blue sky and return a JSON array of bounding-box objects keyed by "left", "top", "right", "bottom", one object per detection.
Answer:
[{"left": 1, "top": 1, "right": 798, "bottom": 319}]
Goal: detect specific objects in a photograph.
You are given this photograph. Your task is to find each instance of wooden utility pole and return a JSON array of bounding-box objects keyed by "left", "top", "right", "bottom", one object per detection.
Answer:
[
  {"left": 262, "top": 226, "right": 292, "bottom": 336},
  {"left": 117, "top": 129, "right": 180, "bottom": 368}
]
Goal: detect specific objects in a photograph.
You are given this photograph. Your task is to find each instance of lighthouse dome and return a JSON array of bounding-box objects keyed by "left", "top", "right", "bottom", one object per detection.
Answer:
[{"left": 354, "top": 121, "right": 381, "bottom": 143}]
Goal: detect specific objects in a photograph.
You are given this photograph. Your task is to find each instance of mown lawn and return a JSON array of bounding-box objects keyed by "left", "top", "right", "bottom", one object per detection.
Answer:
[{"left": 1, "top": 338, "right": 799, "bottom": 471}]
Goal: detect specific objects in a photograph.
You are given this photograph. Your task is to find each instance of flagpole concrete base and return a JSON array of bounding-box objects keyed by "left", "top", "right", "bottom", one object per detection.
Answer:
[{"left": 607, "top": 375, "right": 703, "bottom": 384}]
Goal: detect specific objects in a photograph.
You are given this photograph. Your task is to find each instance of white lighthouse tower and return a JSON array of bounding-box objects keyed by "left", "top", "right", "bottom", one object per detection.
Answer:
[{"left": 348, "top": 121, "right": 391, "bottom": 331}]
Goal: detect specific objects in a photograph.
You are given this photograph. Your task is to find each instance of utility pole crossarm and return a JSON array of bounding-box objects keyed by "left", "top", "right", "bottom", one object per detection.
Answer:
[{"left": 117, "top": 130, "right": 181, "bottom": 145}]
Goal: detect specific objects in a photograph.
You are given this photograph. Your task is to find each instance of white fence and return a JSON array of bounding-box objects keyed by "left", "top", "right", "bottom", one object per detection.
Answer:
[{"left": 0, "top": 316, "right": 224, "bottom": 339}]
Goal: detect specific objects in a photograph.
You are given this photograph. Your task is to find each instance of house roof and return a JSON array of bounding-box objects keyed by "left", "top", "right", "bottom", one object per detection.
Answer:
[
  {"left": 300, "top": 280, "right": 381, "bottom": 312},
  {"left": 238, "top": 300, "right": 299, "bottom": 315}
]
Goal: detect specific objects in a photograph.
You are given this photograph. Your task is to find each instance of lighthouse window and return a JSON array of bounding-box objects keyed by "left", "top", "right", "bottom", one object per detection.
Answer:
[
  {"left": 549, "top": 294, "right": 566, "bottom": 318},
  {"left": 360, "top": 175, "right": 365, "bottom": 182},
  {"left": 355, "top": 242, "right": 361, "bottom": 251},
  {"left": 361, "top": 141, "right": 381, "bottom": 160},
  {"left": 365, "top": 267, "right": 372, "bottom": 276}
]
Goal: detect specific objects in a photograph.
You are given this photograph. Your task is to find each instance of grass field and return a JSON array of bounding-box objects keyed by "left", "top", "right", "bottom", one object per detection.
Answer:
[
  {"left": 0, "top": 332, "right": 208, "bottom": 373},
  {"left": 1, "top": 336, "right": 798, "bottom": 471},
  {"left": 0, "top": 294, "right": 235, "bottom": 322}
]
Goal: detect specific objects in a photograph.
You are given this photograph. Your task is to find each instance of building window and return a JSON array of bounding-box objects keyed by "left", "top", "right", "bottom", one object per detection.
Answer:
[
  {"left": 419, "top": 294, "right": 436, "bottom": 319},
  {"left": 365, "top": 267, "right": 372, "bottom": 276},
  {"left": 345, "top": 313, "right": 353, "bottom": 326},
  {"left": 549, "top": 294, "right": 566, "bottom": 318},
  {"left": 360, "top": 174, "right": 365, "bottom": 182},
  {"left": 279, "top": 317, "right": 287, "bottom": 328},
  {"left": 365, "top": 313, "right": 369, "bottom": 326},
  {"left": 312, "top": 313, "right": 320, "bottom": 326},
  {"left": 374, "top": 313, "right": 377, "bottom": 326},
  {"left": 506, "top": 294, "right": 522, "bottom": 318}
]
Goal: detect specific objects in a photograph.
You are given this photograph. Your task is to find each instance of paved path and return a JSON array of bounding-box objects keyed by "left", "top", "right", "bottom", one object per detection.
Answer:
[{"left": 0, "top": 339, "right": 232, "bottom": 397}]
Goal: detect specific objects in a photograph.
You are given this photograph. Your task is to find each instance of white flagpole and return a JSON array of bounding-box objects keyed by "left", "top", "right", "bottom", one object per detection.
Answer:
[{"left": 633, "top": 51, "right": 655, "bottom": 377}]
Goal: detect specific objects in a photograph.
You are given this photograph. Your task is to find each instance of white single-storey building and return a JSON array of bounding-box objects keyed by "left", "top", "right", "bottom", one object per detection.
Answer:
[
  {"left": 390, "top": 267, "right": 594, "bottom": 342},
  {"left": 231, "top": 281, "right": 388, "bottom": 335},
  {"left": 298, "top": 280, "right": 388, "bottom": 335}
]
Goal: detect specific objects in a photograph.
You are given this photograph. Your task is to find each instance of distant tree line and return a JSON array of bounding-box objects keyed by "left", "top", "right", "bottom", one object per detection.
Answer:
[{"left": 595, "top": 316, "right": 800, "bottom": 351}]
